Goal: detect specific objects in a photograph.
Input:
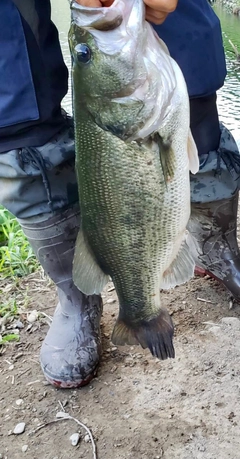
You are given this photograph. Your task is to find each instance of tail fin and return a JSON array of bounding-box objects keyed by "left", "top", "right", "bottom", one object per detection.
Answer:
[{"left": 111, "top": 308, "right": 175, "bottom": 360}]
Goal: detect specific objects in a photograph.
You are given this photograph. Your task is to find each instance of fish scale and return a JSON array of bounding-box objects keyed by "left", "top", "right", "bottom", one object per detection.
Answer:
[{"left": 78, "top": 126, "right": 160, "bottom": 301}]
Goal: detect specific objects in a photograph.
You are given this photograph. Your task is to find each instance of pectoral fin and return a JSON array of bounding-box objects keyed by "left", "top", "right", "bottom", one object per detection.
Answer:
[
  {"left": 73, "top": 229, "right": 109, "bottom": 295},
  {"left": 152, "top": 132, "right": 176, "bottom": 185}
]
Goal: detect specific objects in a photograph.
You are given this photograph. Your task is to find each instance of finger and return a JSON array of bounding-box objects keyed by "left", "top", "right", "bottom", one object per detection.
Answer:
[
  {"left": 101, "top": 0, "right": 114, "bottom": 5},
  {"left": 144, "top": 0, "right": 177, "bottom": 14},
  {"left": 75, "top": 0, "right": 102, "bottom": 6},
  {"left": 145, "top": 7, "right": 168, "bottom": 24}
]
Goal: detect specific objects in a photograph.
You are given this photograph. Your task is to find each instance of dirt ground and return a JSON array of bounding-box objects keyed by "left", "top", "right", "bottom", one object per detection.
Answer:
[{"left": 1, "top": 270, "right": 240, "bottom": 459}]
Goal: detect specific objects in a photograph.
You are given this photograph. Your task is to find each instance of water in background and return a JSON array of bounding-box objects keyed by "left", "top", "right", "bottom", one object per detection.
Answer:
[
  {"left": 214, "top": 4, "right": 240, "bottom": 143},
  {"left": 51, "top": 1, "right": 240, "bottom": 142},
  {"left": 51, "top": 1, "right": 72, "bottom": 114}
]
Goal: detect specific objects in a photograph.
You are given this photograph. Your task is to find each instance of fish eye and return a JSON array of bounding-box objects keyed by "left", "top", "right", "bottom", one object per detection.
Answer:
[{"left": 75, "top": 44, "right": 92, "bottom": 64}]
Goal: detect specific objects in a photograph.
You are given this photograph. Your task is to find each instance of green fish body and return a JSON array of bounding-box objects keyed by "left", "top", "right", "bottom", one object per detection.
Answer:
[{"left": 69, "top": 0, "right": 199, "bottom": 360}]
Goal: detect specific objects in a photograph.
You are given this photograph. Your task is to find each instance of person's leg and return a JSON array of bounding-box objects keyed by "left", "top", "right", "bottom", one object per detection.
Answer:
[
  {"left": 190, "top": 94, "right": 220, "bottom": 156},
  {"left": 0, "top": 119, "right": 102, "bottom": 388},
  {"left": 189, "top": 94, "right": 240, "bottom": 300}
]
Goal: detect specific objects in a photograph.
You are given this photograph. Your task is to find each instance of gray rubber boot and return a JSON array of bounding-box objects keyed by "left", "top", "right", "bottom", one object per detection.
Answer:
[
  {"left": 189, "top": 124, "right": 240, "bottom": 300},
  {"left": 20, "top": 205, "right": 103, "bottom": 388}
]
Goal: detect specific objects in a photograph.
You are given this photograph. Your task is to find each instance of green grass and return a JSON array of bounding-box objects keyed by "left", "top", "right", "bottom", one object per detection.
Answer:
[
  {"left": 0, "top": 299, "right": 20, "bottom": 345},
  {"left": 0, "top": 206, "right": 40, "bottom": 346},
  {"left": 0, "top": 207, "right": 39, "bottom": 278}
]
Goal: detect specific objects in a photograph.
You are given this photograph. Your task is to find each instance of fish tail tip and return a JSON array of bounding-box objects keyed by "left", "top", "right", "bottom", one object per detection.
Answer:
[
  {"left": 140, "top": 308, "right": 175, "bottom": 360},
  {"left": 111, "top": 309, "right": 175, "bottom": 361}
]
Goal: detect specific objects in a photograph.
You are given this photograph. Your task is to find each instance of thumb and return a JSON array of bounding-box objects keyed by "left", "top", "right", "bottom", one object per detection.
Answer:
[
  {"left": 101, "top": 0, "right": 114, "bottom": 5},
  {"left": 75, "top": 0, "right": 102, "bottom": 5}
]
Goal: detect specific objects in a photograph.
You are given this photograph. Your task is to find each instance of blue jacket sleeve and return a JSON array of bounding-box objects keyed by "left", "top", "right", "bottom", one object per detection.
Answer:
[
  {"left": 0, "top": 0, "right": 39, "bottom": 128},
  {"left": 153, "top": 0, "right": 227, "bottom": 98},
  {"left": 0, "top": 0, "right": 68, "bottom": 131}
]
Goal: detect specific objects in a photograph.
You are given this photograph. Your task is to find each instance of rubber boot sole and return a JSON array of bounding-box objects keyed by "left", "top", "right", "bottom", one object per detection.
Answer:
[
  {"left": 195, "top": 266, "right": 240, "bottom": 302},
  {"left": 41, "top": 363, "right": 99, "bottom": 389}
]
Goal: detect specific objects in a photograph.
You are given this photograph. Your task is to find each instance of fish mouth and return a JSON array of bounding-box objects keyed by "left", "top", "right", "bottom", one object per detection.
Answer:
[
  {"left": 70, "top": 0, "right": 125, "bottom": 30},
  {"left": 70, "top": 0, "right": 123, "bottom": 30},
  {"left": 70, "top": 0, "right": 144, "bottom": 50},
  {"left": 70, "top": 0, "right": 120, "bottom": 11}
]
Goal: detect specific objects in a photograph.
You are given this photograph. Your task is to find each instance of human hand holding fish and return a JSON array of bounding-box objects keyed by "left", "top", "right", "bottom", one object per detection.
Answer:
[{"left": 75, "top": 0, "right": 178, "bottom": 24}]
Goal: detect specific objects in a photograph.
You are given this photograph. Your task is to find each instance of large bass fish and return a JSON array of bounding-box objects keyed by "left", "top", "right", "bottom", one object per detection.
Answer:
[{"left": 69, "top": 0, "right": 199, "bottom": 360}]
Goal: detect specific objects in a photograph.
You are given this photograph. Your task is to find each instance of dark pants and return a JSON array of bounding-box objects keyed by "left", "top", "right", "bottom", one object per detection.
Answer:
[{"left": 190, "top": 93, "right": 220, "bottom": 156}]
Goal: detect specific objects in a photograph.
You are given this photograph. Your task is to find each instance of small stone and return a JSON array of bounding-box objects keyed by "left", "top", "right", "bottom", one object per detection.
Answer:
[
  {"left": 15, "top": 320, "right": 24, "bottom": 329},
  {"left": 13, "top": 422, "right": 26, "bottom": 435},
  {"left": 106, "top": 298, "right": 116, "bottom": 304},
  {"left": 70, "top": 433, "right": 81, "bottom": 446},
  {"left": 22, "top": 445, "right": 28, "bottom": 453},
  {"left": 135, "top": 353, "right": 143, "bottom": 359},
  {"left": 8, "top": 364, "right": 14, "bottom": 371},
  {"left": 107, "top": 286, "right": 115, "bottom": 292},
  {"left": 110, "top": 365, "right": 117, "bottom": 373},
  {"left": 84, "top": 434, "right": 90, "bottom": 443},
  {"left": 56, "top": 411, "right": 69, "bottom": 419},
  {"left": 27, "top": 310, "right": 39, "bottom": 323},
  {"left": 16, "top": 399, "right": 24, "bottom": 406}
]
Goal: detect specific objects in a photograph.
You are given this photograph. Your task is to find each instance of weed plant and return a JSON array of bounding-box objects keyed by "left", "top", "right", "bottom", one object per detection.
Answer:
[
  {"left": 0, "top": 207, "right": 39, "bottom": 278},
  {"left": 0, "top": 206, "right": 39, "bottom": 345}
]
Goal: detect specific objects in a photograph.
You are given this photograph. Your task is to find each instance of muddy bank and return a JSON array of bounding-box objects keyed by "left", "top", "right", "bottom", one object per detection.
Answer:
[{"left": 2, "top": 272, "right": 240, "bottom": 459}]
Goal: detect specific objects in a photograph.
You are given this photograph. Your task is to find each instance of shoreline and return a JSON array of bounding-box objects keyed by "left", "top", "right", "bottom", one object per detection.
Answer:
[{"left": 216, "top": 0, "right": 240, "bottom": 14}]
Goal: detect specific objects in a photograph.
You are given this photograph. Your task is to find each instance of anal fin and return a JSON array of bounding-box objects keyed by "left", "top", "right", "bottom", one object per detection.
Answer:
[
  {"left": 188, "top": 130, "right": 199, "bottom": 174},
  {"left": 73, "top": 229, "right": 109, "bottom": 295},
  {"left": 111, "top": 309, "right": 175, "bottom": 360},
  {"left": 160, "top": 231, "right": 197, "bottom": 290}
]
